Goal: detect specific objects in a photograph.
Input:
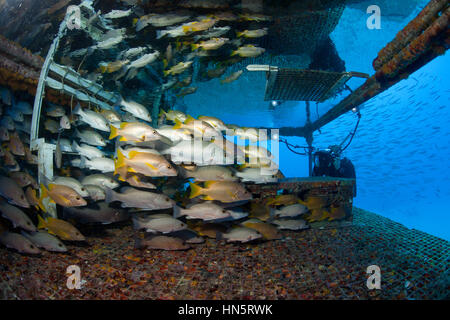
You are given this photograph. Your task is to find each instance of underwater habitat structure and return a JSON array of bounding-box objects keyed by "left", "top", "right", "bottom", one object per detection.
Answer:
[{"left": 0, "top": 0, "right": 448, "bottom": 301}]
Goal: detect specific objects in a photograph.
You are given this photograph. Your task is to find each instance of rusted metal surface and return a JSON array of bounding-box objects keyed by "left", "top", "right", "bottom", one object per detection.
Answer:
[
  {"left": 376, "top": 6, "right": 450, "bottom": 81},
  {"left": 373, "top": 0, "right": 449, "bottom": 70},
  {"left": 0, "top": 35, "right": 91, "bottom": 106}
]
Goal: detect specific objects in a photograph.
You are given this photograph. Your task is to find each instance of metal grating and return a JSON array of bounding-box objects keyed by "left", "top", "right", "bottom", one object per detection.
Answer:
[
  {"left": 264, "top": 68, "right": 353, "bottom": 102},
  {"left": 353, "top": 208, "right": 450, "bottom": 299}
]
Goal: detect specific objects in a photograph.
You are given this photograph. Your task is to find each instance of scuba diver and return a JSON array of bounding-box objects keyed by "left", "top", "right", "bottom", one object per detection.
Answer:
[{"left": 312, "top": 145, "right": 357, "bottom": 196}]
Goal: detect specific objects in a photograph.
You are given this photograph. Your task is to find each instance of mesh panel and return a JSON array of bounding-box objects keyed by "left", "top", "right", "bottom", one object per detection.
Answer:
[
  {"left": 353, "top": 208, "right": 450, "bottom": 299},
  {"left": 265, "top": 1, "right": 347, "bottom": 55},
  {"left": 264, "top": 69, "right": 350, "bottom": 101}
]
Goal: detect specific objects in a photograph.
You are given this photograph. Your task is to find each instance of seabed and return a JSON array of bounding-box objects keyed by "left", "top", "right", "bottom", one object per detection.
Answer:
[{"left": 1, "top": 208, "right": 448, "bottom": 300}]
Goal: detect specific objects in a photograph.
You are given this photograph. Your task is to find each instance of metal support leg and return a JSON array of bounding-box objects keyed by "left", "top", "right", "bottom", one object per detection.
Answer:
[
  {"left": 304, "top": 101, "right": 314, "bottom": 176},
  {"left": 36, "top": 139, "right": 57, "bottom": 217},
  {"left": 306, "top": 132, "right": 314, "bottom": 177},
  {"left": 152, "top": 91, "right": 162, "bottom": 128}
]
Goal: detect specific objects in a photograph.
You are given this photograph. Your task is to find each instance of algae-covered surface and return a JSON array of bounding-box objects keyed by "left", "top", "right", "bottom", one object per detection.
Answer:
[{"left": 1, "top": 208, "right": 447, "bottom": 300}]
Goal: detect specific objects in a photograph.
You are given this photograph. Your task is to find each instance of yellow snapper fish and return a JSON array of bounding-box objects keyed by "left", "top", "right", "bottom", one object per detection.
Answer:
[
  {"left": 240, "top": 145, "right": 273, "bottom": 160},
  {"left": 136, "top": 12, "right": 191, "bottom": 31},
  {"left": 232, "top": 45, "right": 266, "bottom": 58},
  {"left": 101, "top": 109, "right": 122, "bottom": 123},
  {"left": 155, "top": 17, "right": 215, "bottom": 39},
  {"left": 114, "top": 149, "right": 177, "bottom": 178},
  {"left": 173, "top": 115, "right": 220, "bottom": 140},
  {"left": 308, "top": 208, "right": 331, "bottom": 222},
  {"left": 164, "top": 61, "right": 193, "bottom": 76},
  {"left": 181, "top": 18, "right": 217, "bottom": 33},
  {"left": 109, "top": 122, "right": 162, "bottom": 142},
  {"left": 220, "top": 70, "right": 243, "bottom": 84},
  {"left": 176, "top": 87, "right": 197, "bottom": 98},
  {"left": 239, "top": 13, "right": 272, "bottom": 22},
  {"left": 104, "top": 9, "right": 132, "bottom": 19},
  {"left": 99, "top": 59, "right": 130, "bottom": 73},
  {"left": 189, "top": 181, "right": 252, "bottom": 203},
  {"left": 159, "top": 110, "right": 188, "bottom": 123},
  {"left": 156, "top": 125, "right": 194, "bottom": 144},
  {"left": 124, "top": 173, "right": 157, "bottom": 190},
  {"left": 8, "top": 131, "right": 25, "bottom": 156},
  {"left": 236, "top": 28, "right": 268, "bottom": 38},
  {"left": 238, "top": 158, "right": 277, "bottom": 170},
  {"left": 249, "top": 201, "right": 271, "bottom": 221},
  {"left": 39, "top": 183, "right": 87, "bottom": 210},
  {"left": 173, "top": 75, "right": 193, "bottom": 89},
  {"left": 240, "top": 219, "right": 281, "bottom": 240},
  {"left": 265, "top": 194, "right": 300, "bottom": 206},
  {"left": 191, "top": 37, "right": 229, "bottom": 51},
  {"left": 213, "top": 11, "right": 238, "bottom": 21},
  {"left": 198, "top": 116, "right": 228, "bottom": 131},
  {"left": 206, "top": 66, "right": 227, "bottom": 79},
  {"left": 37, "top": 215, "right": 85, "bottom": 241}
]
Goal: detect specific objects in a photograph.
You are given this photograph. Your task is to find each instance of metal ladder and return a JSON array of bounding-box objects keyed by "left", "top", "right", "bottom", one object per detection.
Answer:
[{"left": 30, "top": 0, "right": 119, "bottom": 216}]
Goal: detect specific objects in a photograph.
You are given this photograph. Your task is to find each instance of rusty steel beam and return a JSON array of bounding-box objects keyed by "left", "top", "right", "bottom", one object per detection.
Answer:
[
  {"left": 373, "top": 0, "right": 448, "bottom": 70},
  {"left": 0, "top": 35, "right": 43, "bottom": 71}
]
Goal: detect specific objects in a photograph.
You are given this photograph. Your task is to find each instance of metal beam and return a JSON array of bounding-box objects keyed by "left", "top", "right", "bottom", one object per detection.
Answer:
[{"left": 30, "top": 12, "right": 69, "bottom": 150}]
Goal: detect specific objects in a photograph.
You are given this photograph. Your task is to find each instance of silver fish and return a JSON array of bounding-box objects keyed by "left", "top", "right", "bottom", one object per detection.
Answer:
[
  {"left": 63, "top": 202, "right": 129, "bottom": 225},
  {"left": 104, "top": 9, "right": 132, "bottom": 19},
  {"left": 74, "top": 104, "right": 110, "bottom": 132},
  {"left": 80, "top": 157, "right": 115, "bottom": 173},
  {"left": 53, "top": 177, "right": 89, "bottom": 198},
  {"left": 59, "top": 115, "right": 71, "bottom": 129},
  {"left": 0, "top": 176, "right": 30, "bottom": 208},
  {"left": 75, "top": 128, "right": 106, "bottom": 147},
  {"left": 0, "top": 202, "right": 36, "bottom": 231},
  {"left": 119, "top": 98, "right": 152, "bottom": 122},
  {"left": 235, "top": 168, "right": 278, "bottom": 184},
  {"left": 173, "top": 203, "right": 231, "bottom": 221},
  {"left": 136, "top": 12, "right": 191, "bottom": 31},
  {"left": 0, "top": 232, "right": 41, "bottom": 254},
  {"left": 217, "top": 227, "right": 262, "bottom": 243},
  {"left": 21, "top": 231, "right": 67, "bottom": 252},
  {"left": 105, "top": 187, "right": 174, "bottom": 210},
  {"left": 132, "top": 215, "right": 187, "bottom": 233},
  {"left": 81, "top": 174, "right": 119, "bottom": 190},
  {"left": 15, "top": 101, "right": 33, "bottom": 115},
  {"left": 1, "top": 116, "right": 15, "bottom": 130},
  {"left": 0, "top": 127, "right": 9, "bottom": 141},
  {"left": 272, "top": 204, "right": 309, "bottom": 218},
  {"left": 272, "top": 219, "right": 309, "bottom": 231},
  {"left": 180, "top": 165, "right": 237, "bottom": 182},
  {"left": 44, "top": 118, "right": 59, "bottom": 133},
  {"left": 84, "top": 184, "right": 106, "bottom": 201},
  {"left": 7, "top": 109, "right": 24, "bottom": 122},
  {"left": 0, "top": 87, "right": 12, "bottom": 105},
  {"left": 72, "top": 141, "right": 104, "bottom": 159},
  {"left": 46, "top": 104, "right": 66, "bottom": 117}
]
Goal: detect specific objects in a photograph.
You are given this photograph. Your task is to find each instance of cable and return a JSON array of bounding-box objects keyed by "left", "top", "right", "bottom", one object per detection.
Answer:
[
  {"left": 340, "top": 111, "right": 361, "bottom": 152},
  {"left": 279, "top": 138, "right": 309, "bottom": 156}
]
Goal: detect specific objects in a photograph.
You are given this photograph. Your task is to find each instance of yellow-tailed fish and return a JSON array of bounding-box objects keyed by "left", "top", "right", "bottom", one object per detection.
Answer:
[{"left": 37, "top": 215, "right": 85, "bottom": 241}]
